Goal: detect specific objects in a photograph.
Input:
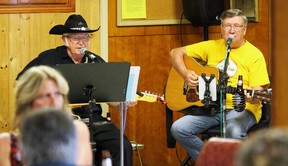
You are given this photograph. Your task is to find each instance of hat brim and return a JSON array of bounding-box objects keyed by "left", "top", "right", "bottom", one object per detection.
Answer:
[{"left": 49, "top": 25, "right": 100, "bottom": 35}]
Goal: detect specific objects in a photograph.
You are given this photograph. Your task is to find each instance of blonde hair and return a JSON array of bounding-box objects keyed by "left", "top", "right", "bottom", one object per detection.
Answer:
[{"left": 14, "top": 66, "right": 70, "bottom": 130}]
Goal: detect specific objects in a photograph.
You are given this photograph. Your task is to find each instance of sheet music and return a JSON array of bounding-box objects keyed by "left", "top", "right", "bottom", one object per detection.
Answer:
[{"left": 126, "top": 66, "right": 140, "bottom": 101}]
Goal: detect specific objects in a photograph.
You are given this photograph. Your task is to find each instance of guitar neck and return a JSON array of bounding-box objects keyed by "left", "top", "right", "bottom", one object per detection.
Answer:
[
  {"left": 137, "top": 91, "right": 166, "bottom": 104},
  {"left": 223, "top": 86, "right": 272, "bottom": 102}
]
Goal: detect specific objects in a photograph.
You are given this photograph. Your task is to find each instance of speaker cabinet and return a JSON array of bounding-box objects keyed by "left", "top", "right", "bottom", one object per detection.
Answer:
[{"left": 182, "top": 0, "right": 226, "bottom": 27}]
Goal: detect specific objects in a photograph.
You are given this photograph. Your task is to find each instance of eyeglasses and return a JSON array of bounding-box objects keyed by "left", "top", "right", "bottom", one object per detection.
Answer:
[
  {"left": 34, "top": 92, "right": 64, "bottom": 103},
  {"left": 65, "top": 34, "right": 91, "bottom": 43},
  {"left": 222, "top": 24, "right": 245, "bottom": 32}
]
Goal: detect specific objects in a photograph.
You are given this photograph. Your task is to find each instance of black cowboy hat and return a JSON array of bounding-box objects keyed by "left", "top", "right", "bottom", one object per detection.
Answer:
[{"left": 49, "top": 14, "right": 100, "bottom": 35}]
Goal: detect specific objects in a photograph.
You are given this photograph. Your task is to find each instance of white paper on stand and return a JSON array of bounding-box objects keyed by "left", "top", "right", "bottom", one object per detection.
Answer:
[{"left": 126, "top": 66, "right": 140, "bottom": 101}]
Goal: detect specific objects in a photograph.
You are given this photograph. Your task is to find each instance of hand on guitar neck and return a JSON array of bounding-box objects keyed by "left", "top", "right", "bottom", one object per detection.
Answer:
[{"left": 226, "top": 86, "right": 272, "bottom": 103}]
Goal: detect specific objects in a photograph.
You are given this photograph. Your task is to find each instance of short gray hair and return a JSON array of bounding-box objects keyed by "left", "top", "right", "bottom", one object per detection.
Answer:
[
  {"left": 220, "top": 9, "right": 248, "bottom": 26},
  {"left": 236, "top": 128, "right": 288, "bottom": 166},
  {"left": 19, "top": 108, "right": 77, "bottom": 165}
]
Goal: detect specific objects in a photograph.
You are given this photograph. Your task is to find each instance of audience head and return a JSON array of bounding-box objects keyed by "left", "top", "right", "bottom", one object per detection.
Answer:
[
  {"left": 236, "top": 128, "right": 288, "bottom": 166},
  {"left": 19, "top": 108, "right": 77, "bottom": 165},
  {"left": 14, "top": 65, "right": 69, "bottom": 130}
]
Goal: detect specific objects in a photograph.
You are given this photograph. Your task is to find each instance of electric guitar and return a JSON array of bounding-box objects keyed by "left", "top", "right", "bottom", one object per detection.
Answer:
[
  {"left": 136, "top": 91, "right": 167, "bottom": 105},
  {"left": 69, "top": 91, "right": 166, "bottom": 109},
  {"left": 165, "top": 56, "right": 271, "bottom": 111}
]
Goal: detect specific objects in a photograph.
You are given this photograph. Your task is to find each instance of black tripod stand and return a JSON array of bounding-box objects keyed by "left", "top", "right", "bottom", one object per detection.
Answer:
[{"left": 85, "top": 85, "right": 97, "bottom": 152}]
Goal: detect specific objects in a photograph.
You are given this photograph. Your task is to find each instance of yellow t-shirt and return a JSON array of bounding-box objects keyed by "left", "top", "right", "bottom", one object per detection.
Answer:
[{"left": 186, "top": 39, "right": 270, "bottom": 122}]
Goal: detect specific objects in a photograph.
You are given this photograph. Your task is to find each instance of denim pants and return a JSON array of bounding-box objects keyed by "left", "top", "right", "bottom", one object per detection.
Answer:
[{"left": 170, "top": 109, "right": 256, "bottom": 160}]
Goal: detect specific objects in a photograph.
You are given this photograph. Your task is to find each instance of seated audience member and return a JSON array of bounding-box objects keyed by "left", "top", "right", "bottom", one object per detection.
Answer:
[
  {"left": 236, "top": 128, "right": 288, "bottom": 166},
  {"left": 196, "top": 137, "right": 242, "bottom": 166},
  {"left": 0, "top": 66, "right": 92, "bottom": 166},
  {"left": 19, "top": 108, "right": 77, "bottom": 166}
]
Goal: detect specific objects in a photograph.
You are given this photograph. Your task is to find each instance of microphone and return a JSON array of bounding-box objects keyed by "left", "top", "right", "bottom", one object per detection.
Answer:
[
  {"left": 226, "top": 34, "right": 235, "bottom": 46},
  {"left": 80, "top": 48, "right": 96, "bottom": 60}
]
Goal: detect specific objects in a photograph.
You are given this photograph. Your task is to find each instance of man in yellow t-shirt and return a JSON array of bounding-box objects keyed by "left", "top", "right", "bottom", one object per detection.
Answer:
[{"left": 170, "top": 9, "right": 270, "bottom": 161}]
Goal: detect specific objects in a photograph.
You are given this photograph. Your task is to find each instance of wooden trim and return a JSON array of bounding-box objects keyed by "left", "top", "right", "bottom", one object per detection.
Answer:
[{"left": 0, "top": 0, "right": 75, "bottom": 13}]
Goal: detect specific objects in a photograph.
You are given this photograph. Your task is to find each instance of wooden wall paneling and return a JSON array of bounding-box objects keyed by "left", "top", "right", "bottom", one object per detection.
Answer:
[
  {"left": 39, "top": 14, "right": 57, "bottom": 50},
  {"left": 108, "top": 37, "right": 137, "bottom": 63},
  {"left": 133, "top": 36, "right": 168, "bottom": 165},
  {"left": 76, "top": 0, "right": 101, "bottom": 55},
  {"left": 271, "top": 1, "right": 288, "bottom": 126},
  {"left": 7, "top": 15, "right": 21, "bottom": 130},
  {"left": 19, "top": 14, "right": 31, "bottom": 67},
  {"left": 0, "top": 15, "right": 10, "bottom": 131},
  {"left": 81, "top": 0, "right": 101, "bottom": 55},
  {"left": 29, "top": 15, "right": 42, "bottom": 58}
]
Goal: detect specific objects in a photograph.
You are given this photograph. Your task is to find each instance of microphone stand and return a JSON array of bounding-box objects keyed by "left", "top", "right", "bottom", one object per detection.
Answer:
[{"left": 218, "top": 44, "right": 231, "bottom": 138}]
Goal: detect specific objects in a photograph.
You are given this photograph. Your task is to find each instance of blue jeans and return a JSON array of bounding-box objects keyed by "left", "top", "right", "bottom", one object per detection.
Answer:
[{"left": 170, "top": 109, "right": 256, "bottom": 160}]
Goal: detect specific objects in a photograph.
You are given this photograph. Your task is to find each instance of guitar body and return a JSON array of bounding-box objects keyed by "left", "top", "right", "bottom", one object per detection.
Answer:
[{"left": 165, "top": 56, "right": 219, "bottom": 111}]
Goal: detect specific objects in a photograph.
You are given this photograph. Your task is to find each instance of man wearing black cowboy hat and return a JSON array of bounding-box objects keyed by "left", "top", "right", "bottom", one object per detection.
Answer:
[{"left": 16, "top": 14, "right": 135, "bottom": 166}]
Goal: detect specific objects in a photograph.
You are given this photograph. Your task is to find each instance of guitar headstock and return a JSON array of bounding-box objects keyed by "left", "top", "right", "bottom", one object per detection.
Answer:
[
  {"left": 252, "top": 88, "right": 272, "bottom": 103},
  {"left": 137, "top": 91, "right": 167, "bottom": 105}
]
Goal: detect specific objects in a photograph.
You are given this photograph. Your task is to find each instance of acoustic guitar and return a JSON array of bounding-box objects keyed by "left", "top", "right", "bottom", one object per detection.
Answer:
[
  {"left": 165, "top": 56, "right": 219, "bottom": 111},
  {"left": 165, "top": 56, "right": 272, "bottom": 112}
]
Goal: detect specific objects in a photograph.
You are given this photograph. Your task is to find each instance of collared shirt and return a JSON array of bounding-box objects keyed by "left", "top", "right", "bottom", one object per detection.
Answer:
[
  {"left": 16, "top": 45, "right": 105, "bottom": 80},
  {"left": 16, "top": 45, "right": 106, "bottom": 119}
]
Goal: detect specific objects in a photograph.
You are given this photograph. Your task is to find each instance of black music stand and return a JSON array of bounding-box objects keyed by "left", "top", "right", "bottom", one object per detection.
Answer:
[
  {"left": 55, "top": 62, "right": 131, "bottom": 166},
  {"left": 55, "top": 62, "right": 130, "bottom": 103}
]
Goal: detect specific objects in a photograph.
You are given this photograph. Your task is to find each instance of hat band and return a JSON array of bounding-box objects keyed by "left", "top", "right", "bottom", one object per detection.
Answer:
[{"left": 70, "top": 27, "right": 90, "bottom": 31}]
